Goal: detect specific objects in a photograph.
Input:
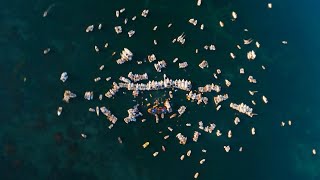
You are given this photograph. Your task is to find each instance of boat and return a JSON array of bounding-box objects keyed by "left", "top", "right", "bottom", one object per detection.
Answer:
[{"left": 148, "top": 106, "right": 168, "bottom": 115}]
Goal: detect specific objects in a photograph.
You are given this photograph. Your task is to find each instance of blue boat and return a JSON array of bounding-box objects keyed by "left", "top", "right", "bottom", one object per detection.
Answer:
[{"left": 148, "top": 106, "right": 168, "bottom": 115}]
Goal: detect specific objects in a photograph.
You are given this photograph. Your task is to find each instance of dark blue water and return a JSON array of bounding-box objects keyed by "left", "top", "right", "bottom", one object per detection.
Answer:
[{"left": 1, "top": 0, "right": 320, "bottom": 179}]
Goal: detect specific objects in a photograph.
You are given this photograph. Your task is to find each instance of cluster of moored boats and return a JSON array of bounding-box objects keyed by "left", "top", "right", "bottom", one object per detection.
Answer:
[
  {"left": 116, "top": 74, "right": 192, "bottom": 92},
  {"left": 62, "top": 90, "right": 76, "bottom": 103},
  {"left": 116, "top": 48, "right": 133, "bottom": 64},
  {"left": 214, "top": 94, "right": 229, "bottom": 105},
  {"left": 100, "top": 107, "right": 118, "bottom": 124},
  {"left": 128, "top": 72, "right": 148, "bottom": 82},
  {"left": 198, "top": 60, "right": 209, "bottom": 69},
  {"left": 230, "top": 102, "right": 256, "bottom": 117},
  {"left": 186, "top": 91, "right": 209, "bottom": 105},
  {"left": 154, "top": 60, "right": 167, "bottom": 72},
  {"left": 124, "top": 104, "right": 143, "bottom": 123},
  {"left": 49, "top": 2, "right": 286, "bottom": 179},
  {"left": 197, "top": 83, "right": 221, "bottom": 93},
  {"left": 84, "top": 91, "right": 93, "bottom": 100}
]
